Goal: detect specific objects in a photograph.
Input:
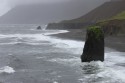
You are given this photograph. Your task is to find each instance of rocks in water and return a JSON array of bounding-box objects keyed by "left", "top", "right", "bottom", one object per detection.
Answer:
[
  {"left": 37, "top": 26, "right": 41, "bottom": 30},
  {"left": 81, "top": 26, "right": 104, "bottom": 62}
]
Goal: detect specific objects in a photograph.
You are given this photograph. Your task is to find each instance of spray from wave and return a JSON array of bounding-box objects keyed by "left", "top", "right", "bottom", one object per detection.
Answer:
[{"left": 0, "top": 66, "right": 15, "bottom": 74}]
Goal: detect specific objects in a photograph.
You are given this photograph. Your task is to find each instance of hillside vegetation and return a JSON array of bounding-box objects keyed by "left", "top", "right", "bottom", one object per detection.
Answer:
[
  {"left": 95, "top": 11, "right": 125, "bottom": 36},
  {"left": 47, "top": 0, "right": 125, "bottom": 30},
  {"left": 61, "top": 1, "right": 125, "bottom": 23},
  {"left": 112, "top": 11, "right": 125, "bottom": 20}
]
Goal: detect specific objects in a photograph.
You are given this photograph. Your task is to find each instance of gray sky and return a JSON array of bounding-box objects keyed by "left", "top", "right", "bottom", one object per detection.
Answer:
[
  {"left": 0, "top": 0, "right": 72, "bottom": 16},
  {"left": 0, "top": 0, "right": 110, "bottom": 16}
]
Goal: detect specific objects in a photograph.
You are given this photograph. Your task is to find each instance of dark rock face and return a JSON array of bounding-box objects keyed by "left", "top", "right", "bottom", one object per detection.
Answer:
[
  {"left": 99, "top": 19, "right": 125, "bottom": 36},
  {"left": 81, "top": 26, "right": 104, "bottom": 62},
  {"left": 46, "top": 23, "right": 94, "bottom": 30},
  {"left": 75, "top": 1, "right": 125, "bottom": 23},
  {"left": 37, "top": 26, "right": 42, "bottom": 30}
]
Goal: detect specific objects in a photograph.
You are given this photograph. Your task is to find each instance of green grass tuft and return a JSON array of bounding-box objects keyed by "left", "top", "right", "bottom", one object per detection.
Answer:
[
  {"left": 98, "top": 11, "right": 125, "bottom": 23},
  {"left": 112, "top": 11, "right": 125, "bottom": 20},
  {"left": 88, "top": 26, "right": 104, "bottom": 40}
]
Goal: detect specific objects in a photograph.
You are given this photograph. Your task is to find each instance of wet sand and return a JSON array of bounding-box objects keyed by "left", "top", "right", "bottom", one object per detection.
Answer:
[{"left": 50, "top": 29, "right": 125, "bottom": 52}]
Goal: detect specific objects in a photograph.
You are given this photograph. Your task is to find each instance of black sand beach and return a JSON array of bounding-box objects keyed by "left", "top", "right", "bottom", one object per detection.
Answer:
[{"left": 51, "top": 29, "right": 125, "bottom": 52}]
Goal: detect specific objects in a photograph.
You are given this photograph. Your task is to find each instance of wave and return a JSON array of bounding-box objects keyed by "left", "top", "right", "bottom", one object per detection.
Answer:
[
  {"left": 80, "top": 62, "right": 125, "bottom": 83},
  {"left": 81, "top": 52, "right": 125, "bottom": 83},
  {"left": 0, "top": 30, "right": 68, "bottom": 41},
  {"left": 48, "top": 57, "right": 80, "bottom": 66},
  {"left": 44, "top": 30, "right": 69, "bottom": 35},
  {"left": 48, "top": 51, "right": 125, "bottom": 83},
  {"left": 0, "top": 42, "right": 51, "bottom": 46},
  {"left": 0, "top": 34, "right": 50, "bottom": 46},
  {"left": 0, "top": 32, "right": 84, "bottom": 52},
  {"left": 0, "top": 66, "right": 15, "bottom": 74}
]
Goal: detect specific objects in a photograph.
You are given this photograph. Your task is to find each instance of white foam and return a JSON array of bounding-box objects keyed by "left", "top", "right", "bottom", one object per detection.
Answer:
[
  {"left": 0, "top": 41, "right": 50, "bottom": 46},
  {"left": 49, "top": 51, "right": 125, "bottom": 82},
  {"left": 105, "top": 52, "right": 125, "bottom": 66},
  {"left": 49, "top": 38, "right": 84, "bottom": 54},
  {"left": 0, "top": 66, "right": 15, "bottom": 74},
  {"left": 1, "top": 30, "right": 125, "bottom": 82},
  {"left": 0, "top": 34, "right": 46, "bottom": 40},
  {"left": 81, "top": 61, "right": 104, "bottom": 74},
  {"left": 48, "top": 57, "right": 81, "bottom": 66},
  {"left": 52, "top": 39, "right": 84, "bottom": 48},
  {"left": 36, "top": 56, "right": 46, "bottom": 59},
  {"left": 44, "top": 30, "right": 69, "bottom": 35},
  {"left": 0, "top": 30, "right": 68, "bottom": 42},
  {"left": 78, "top": 61, "right": 125, "bottom": 83},
  {"left": 78, "top": 52, "right": 125, "bottom": 83},
  {"left": 0, "top": 32, "right": 84, "bottom": 54},
  {"left": 0, "top": 34, "right": 51, "bottom": 46},
  {"left": 53, "top": 81, "right": 58, "bottom": 83}
]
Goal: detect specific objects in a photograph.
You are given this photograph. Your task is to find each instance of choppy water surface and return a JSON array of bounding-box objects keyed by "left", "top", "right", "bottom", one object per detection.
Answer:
[{"left": 0, "top": 24, "right": 125, "bottom": 83}]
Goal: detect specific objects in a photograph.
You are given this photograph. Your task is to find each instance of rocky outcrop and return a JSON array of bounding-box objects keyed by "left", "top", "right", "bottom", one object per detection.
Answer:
[
  {"left": 81, "top": 26, "right": 104, "bottom": 62},
  {"left": 97, "top": 19, "right": 125, "bottom": 36},
  {"left": 37, "top": 26, "right": 42, "bottom": 30}
]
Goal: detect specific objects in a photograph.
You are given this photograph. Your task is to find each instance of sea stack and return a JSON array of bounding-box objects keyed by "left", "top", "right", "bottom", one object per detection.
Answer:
[
  {"left": 37, "top": 26, "right": 42, "bottom": 30},
  {"left": 81, "top": 26, "right": 104, "bottom": 62}
]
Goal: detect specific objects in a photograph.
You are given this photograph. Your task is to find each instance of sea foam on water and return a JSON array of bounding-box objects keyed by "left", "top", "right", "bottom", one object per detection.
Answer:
[{"left": 0, "top": 66, "right": 15, "bottom": 74}]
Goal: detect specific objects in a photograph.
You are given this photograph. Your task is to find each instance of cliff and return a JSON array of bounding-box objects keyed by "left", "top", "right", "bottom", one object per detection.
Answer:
[
  {"left": 63, "top": 0, "right": 125, "bottom": 23},
  {"left": 47, "top": 0, "right": 125, "bottom": 29},
  {"left": 47, "top": 23, "right": 94, "bottom": 30}
]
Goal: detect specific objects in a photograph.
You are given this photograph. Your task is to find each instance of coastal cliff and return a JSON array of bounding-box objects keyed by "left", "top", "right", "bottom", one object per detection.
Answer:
[
  {"left": 81, "top": 26, "right": 104, "bottom": 62},
  {"left": 46, "top": 0, "right": 125, "bottom": 30},
  {"left": 99, "top": 19, "right": 125, "bottom": 36},
  {"left": 48, "top": 4, "right": 125, "bottom": 52},
  {"left": 47, "top": 23, "right": 94, "bottom": 29},
  {"left": 97, "top": 11, "right": 125, "bottom": 36}
]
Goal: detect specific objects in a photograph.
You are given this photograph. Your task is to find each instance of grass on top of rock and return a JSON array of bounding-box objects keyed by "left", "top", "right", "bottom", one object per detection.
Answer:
[
  {"left": 112, "top": 11, "right": 125, "bottom": 20},
  {"left": 99, "top": 11, "right": 125, "bottom": 23},
  {"left": 88, "top": 26, "right": 104, "bottom": 40}
]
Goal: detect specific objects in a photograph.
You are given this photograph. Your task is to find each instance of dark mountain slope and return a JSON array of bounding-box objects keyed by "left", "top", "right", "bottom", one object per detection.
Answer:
[
  {"left": 62, "top": 0, "right": 125, "bottom": 23},
  {"left": 47, "top": 0, "right": 125, "bottom": 29},
  {"left": 96, "top": 11, "right": 125, "bottom": 36}
]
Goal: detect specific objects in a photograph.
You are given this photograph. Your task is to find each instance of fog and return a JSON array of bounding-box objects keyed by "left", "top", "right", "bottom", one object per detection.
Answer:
[{"left": 0, "top": 0, "right": 110, "bottom": 16}]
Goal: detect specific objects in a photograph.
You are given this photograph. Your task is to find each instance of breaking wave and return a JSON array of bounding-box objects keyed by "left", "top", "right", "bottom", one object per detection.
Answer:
[
  {"left": 0, "top": 66, "right": 15, "bottom": 74},
  {"left": 48, "top": 51, "right": 125, "bottom": 83}
]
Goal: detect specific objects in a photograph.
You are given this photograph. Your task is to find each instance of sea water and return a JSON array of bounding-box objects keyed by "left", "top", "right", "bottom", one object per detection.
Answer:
[{"left": 0, "top": 24, "right": 125, "bottom": 83}]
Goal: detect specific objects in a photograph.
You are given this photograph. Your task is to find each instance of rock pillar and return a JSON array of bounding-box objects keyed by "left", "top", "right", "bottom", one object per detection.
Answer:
[
  {"left": 81, "top": 26, "right": 104, "bottom": 62},
  {"left": 37, "top": 26, "right": 41, "bottom": 30}
]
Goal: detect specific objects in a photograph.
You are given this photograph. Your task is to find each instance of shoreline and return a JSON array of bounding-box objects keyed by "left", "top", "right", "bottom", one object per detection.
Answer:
[{"left": 50, "top": 29, "right": 125, "bottom": 52}]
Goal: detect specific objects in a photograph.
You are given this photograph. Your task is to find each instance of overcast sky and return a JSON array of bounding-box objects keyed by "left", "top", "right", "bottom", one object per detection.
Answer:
[{"left": 0, "top": 0, "right": 110, "bottom": 16}]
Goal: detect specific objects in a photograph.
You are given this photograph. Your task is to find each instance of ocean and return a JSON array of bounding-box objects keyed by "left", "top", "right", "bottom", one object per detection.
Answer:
[{"left": 0, "top": 24, "right": 125, "bottom": 83}]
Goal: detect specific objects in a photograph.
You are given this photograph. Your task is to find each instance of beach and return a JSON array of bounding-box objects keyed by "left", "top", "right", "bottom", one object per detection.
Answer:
[{"left": 51, "top": 29, "right": 125, "bottom": 52}]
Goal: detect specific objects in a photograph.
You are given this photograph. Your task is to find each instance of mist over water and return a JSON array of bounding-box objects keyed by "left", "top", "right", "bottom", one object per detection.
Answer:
[{"left": 0, "top": 24, "right": 125, "bottom": 83}]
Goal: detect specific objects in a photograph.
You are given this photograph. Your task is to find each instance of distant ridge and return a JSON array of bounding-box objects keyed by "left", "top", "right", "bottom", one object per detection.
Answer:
[
  {"left": 0, "top": 2, "right": 87, "bottom": 24},
  {"left": 0, "top": 1, "right": 106, "bottom": 24},
  {"left": 0, "top": 3, "right": 76, "bottom": 24},
  {"left": 62, "top": 0, "right": 125, "bottom": 23},
  {"left": 110, "top": 0, "right": 123, "bottom": 2}
]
